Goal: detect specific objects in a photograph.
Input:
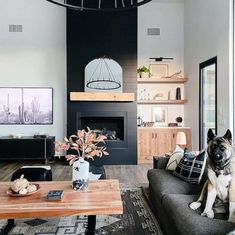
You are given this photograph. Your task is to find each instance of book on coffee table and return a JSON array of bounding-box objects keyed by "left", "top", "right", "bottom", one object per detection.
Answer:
[{"left": 46, "top": 190, "right": 64, "bottom": 201}]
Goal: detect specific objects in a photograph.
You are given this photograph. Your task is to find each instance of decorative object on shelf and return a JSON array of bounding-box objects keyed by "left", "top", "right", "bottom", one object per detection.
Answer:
[
  {"left": 46, "top": 0, "right": 152, "bottom": 12},
  {"left": 176, "top": 117, "right": 183, "bottom": 126},
  {"left": 176, "top": 131, "right": 186, "bottom": 149},
  {"left": 149, "top": 57, "right": 174, "bottom": 62},
  {"left": 142, "top": 121, "right": 154, "bottom": 127},
  {"left": 85, "top": 57, "right": 122, "bottom": 92},
  {"left": 176, "top": 87, "right": 181, "bottom": 100},
  {"left": 168, "top": 123, "right": 178, "bottom": 127},
  {"left": 163, "top": 70, "right": 182, "bottom": 79},
  {"left": 0, "top": 87, "right": 53, "bottom": 125},
  {"left": 137, "top": 66, "right": 150, "bottom": 78},
  {"left": 149, "top": 64, "right": 168, "bottom": 79},
  {"left": 139, "top": 89, "right": 147, "bottom": 100},
  {"left": 140, "top": 90, "right": 143, "bottom": 100},
  {"left": 168, "top": 91, "right": 171, "bottom": 100},
  {"left": 55, "top": 127, "right": 109, "bottom": 190},
  {"left": 152, "top": 106, "right": 168, "bottom": 126},
  {"left": 153, "top": 92, "right": 165, "bottom": 100},
  {"left": 147, "top": 92, "right": 151, "bottom": 100},
  {"left": 143, "top": 89, "right": 147, "bottom": 99},
  {"left": 137, "top": 116, "right": 143, "bottom": 127}
]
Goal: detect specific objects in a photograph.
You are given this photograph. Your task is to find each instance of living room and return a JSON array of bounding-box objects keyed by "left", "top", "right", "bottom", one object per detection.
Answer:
[{"left": 0, "top": 0, "right": 234, "bottom": 234}]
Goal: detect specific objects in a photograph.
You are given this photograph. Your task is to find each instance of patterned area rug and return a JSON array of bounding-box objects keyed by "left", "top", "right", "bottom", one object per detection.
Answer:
[{"left": 0, "top": 188, "right": 163, "bottom": 235}]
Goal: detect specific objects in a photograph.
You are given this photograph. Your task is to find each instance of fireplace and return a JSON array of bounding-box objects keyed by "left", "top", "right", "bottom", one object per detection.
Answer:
[
  {"left": 77, "top": 111, "right": 127, "bottom": 148},
  {"left": 81, "top": 116, "right": 124, "bottom": 141}
]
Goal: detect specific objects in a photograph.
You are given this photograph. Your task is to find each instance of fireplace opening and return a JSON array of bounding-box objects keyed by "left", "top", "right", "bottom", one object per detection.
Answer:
[{"left": 81, "top": 117, "right": 124, "bottom": 141}]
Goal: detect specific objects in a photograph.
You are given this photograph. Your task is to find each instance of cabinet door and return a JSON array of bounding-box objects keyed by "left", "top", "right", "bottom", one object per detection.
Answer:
[
  {"left": 155, "top": 130, "right": 173, "bottom": 155},
  {"left": 138, "top": 129, "right": 155, "bottom": 163},
  {"left": 172, "top": 129, "right": 191, "bottom": 150}
]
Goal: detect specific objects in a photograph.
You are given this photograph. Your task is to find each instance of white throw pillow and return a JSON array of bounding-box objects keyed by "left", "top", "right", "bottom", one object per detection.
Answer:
[{"left": 165, "top": 145, "right": 184, "bottom": 171}]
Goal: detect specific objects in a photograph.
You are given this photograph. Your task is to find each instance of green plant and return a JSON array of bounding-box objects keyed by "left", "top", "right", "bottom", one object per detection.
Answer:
[{"left": 137, "top": 66, "right": 150, "bottom": 74}]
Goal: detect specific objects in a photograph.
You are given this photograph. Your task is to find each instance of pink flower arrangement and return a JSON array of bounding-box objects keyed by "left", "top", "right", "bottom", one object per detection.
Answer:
[{"left": 55, "top": 127, "right": 109, "bottom": 165}]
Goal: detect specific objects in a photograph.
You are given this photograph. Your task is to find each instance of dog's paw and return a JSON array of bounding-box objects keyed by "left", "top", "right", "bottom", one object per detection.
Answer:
[
  {"left": 189, "top": 201, "right": 201, "bottom": 210},
  {"left": 201, "top": 210, "right": 214, "bottom": 218}
]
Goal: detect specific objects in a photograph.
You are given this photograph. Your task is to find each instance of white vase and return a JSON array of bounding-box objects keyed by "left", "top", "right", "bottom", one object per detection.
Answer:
[
  {"left": 72, "top": 157, "right": 89, "bottom": 190},
  {"left": 143, "top": 72, "right": 149, "bottom": 78}
]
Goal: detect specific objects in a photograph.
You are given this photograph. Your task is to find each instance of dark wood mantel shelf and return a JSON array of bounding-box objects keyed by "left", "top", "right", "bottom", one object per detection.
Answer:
[{"left": 70, "top": 92, "right": 135, "bottom": 102}]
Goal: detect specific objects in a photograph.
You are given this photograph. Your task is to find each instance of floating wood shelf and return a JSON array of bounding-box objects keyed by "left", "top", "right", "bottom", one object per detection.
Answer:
[
  {"left": 70, "top": 92, "right": 135, "bottom": 102},
  {"left": 137, "top": 99, "right": 187, "bottom": 104},
  {"left": 137, "top": 77, "right": 188, "bottom": 83}
]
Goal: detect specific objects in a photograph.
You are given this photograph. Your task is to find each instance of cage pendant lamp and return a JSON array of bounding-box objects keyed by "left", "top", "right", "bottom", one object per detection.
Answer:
[
  {"left": 86, "top": 57, "right": 121, "bottom": 90},
  {"left": 46, "top": 0, "right": 152, "bottom": 12}
]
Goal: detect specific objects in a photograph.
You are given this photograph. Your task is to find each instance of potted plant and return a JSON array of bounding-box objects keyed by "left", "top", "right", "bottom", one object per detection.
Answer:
[
  {"left": 55, "top": 127, "right": 109, "bottom": 190},
  {"left": 137, "top": 66, "right": 150, "bottom": 78}
]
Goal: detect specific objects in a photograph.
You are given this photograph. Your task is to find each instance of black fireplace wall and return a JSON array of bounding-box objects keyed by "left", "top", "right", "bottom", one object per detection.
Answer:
[{"left": 67, "top": 9, "right": 137, "bottom": 165}]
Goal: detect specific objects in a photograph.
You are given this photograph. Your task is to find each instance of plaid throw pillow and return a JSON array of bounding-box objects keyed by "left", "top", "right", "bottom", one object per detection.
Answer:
[{"left": 173, "top": 149, "right": 206, "bottom": 184}]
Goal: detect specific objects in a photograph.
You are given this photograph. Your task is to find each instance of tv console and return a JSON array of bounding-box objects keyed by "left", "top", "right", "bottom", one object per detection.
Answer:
[{"left": 0, "top": 136, "right": 55, "bottom": 164}]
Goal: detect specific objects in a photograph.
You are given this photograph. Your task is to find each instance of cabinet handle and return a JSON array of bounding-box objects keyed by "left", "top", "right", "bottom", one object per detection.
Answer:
[
  {"left": 155, "top": 133, "right": 157, "bottom": 139},
  {"left": 173, "top": 133, "right": 175, "bottom": 138}
]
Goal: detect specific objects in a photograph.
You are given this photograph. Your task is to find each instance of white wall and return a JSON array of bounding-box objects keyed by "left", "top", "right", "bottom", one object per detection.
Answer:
[
  {"left": 138, "top": 0, "right": 185, "bottom": 124},
  {"left": 0, "top": 0, "right": 66, "bottom": 140},
  {"left": 138, "top": 0, "right": 184, "bottom": 73},
  {"left": 184, "top": 0, "right": 233, "bottom": 149}
]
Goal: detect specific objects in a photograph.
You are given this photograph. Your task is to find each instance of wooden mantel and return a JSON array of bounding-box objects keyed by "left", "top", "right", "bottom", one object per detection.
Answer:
[{"left": 70, "top": 92, "right": 135, "bottom": 102}]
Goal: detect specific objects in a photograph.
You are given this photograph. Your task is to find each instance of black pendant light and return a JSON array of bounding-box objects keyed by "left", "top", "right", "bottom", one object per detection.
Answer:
[
  {"left": 46, "top": 0, "right": 152, "bottom": 12},
  {"left": 86, "top": 57, "right": 122, "bottom": 90}
]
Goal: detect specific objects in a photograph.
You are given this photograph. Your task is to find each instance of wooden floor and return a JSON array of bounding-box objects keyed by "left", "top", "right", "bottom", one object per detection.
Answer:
[{"left": 0, "top": 160, "right": 152, "bottom": 187}]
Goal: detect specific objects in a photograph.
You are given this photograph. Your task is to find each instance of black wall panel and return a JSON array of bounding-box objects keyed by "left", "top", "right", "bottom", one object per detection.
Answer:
[{"left": 67, "top": 9, "right": 137, "bottom": 165}]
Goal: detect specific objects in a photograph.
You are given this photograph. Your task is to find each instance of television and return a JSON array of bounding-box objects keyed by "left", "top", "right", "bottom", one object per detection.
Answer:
[{"left": 0, "top": 87, "right": 53, "bottom": 125}]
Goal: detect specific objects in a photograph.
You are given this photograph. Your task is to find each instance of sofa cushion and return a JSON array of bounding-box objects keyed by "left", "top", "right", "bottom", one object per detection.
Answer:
[
  {"left": 162, "top": 194, "right": 235, "bottom": 235},
  {"left": 154, "top": 156, "right": 169, "bottom": 169},
  {"left": 173, "top": 150, "right": 206, "bottom": 184},
  {"left": 147, "top": 169, "right": 202, "bottom": 201},
  {"left": 165, "top": 145, "right": 184, "bottom": 171}
]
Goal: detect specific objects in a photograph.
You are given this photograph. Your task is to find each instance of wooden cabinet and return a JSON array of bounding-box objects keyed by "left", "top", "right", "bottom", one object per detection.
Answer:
[{"left": 137, "top": 128, "right": 191, "bottom": 164}]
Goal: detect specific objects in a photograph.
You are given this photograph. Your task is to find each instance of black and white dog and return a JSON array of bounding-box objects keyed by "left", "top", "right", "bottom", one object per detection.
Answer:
[{"left": 190, "top": 129, "right": 235, "bottom": 223}]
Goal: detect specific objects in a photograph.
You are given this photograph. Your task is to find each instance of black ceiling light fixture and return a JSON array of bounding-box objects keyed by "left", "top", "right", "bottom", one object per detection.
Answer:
[
  {"left": 46, "top": 0, "right": 152, "bottom": 12},
  {"left": 149, "top": 57, "right": 174, "bottom": 61},
  {"left": 86, "top": 57, "right": 122, "bottom": 91}
]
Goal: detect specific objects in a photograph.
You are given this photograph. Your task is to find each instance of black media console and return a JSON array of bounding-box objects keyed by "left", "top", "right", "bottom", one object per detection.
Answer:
[{"left": 0, "top": 136, "right": 55, "bottom": 163}]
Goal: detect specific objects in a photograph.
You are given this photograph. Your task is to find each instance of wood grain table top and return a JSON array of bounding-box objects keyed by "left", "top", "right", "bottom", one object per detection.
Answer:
[{"left": 0, "top": 180, "right": 123, "bottom": 219}]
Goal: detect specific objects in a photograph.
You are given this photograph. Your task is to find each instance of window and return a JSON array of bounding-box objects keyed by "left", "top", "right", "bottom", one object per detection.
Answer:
[{"left": 199, "top": 57, "right": 217, "bottom": 149}]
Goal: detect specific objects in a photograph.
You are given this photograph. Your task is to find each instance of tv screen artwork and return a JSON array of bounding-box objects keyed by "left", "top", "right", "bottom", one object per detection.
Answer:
[{"left": 0, "top": 87, "right": 53, "bottom": 125}]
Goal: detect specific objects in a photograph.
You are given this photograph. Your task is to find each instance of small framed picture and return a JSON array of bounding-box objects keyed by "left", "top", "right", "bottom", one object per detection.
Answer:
[
  {"left": 149, "top": 64, "right": 168, "bottom": 79},
  {"left": 152, "top": 106, "right": 168, "bottom": 126}
]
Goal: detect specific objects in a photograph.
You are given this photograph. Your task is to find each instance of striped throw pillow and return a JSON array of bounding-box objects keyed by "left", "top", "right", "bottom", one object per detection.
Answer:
[{"left": 173, "top": 149, "right": 206, "bottom": 184}]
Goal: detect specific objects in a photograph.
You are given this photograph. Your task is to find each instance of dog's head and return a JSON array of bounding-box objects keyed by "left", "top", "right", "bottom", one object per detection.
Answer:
[{"left": 207, "top": 129, "right": 233, "bottom": 170}]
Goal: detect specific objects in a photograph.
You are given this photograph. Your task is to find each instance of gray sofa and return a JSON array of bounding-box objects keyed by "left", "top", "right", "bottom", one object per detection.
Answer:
[{"left": 147, "top": 156, "right": 235, "bottom": 235}]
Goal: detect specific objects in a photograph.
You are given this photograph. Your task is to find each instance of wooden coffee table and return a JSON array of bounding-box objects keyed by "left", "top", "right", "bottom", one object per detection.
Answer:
[{"left": 0, "top": 180, "right": 123, "bottom": 235}]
